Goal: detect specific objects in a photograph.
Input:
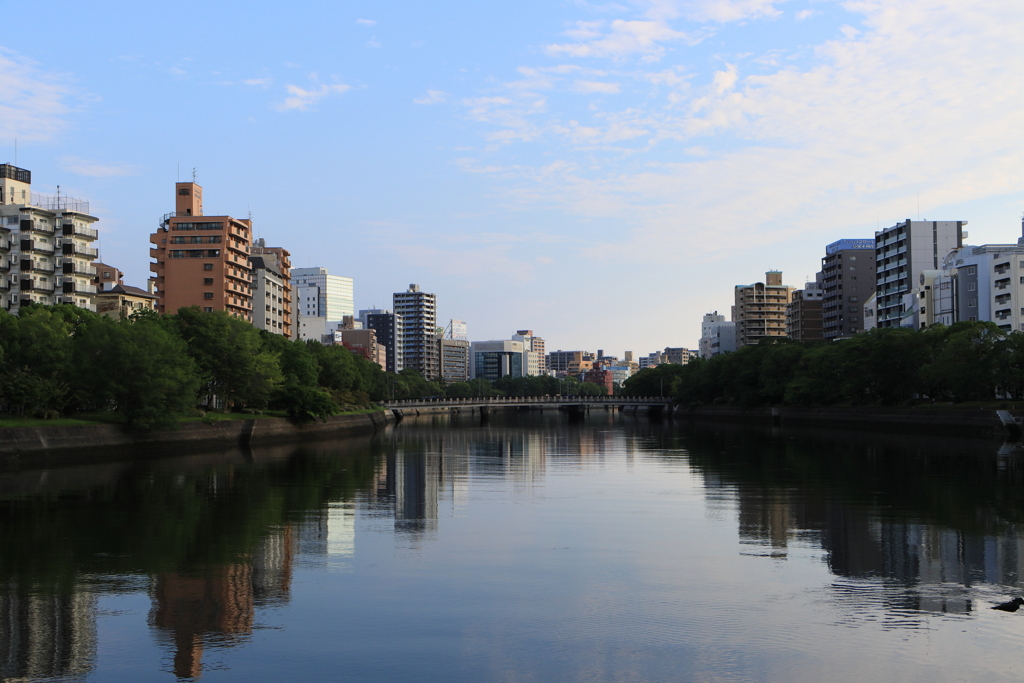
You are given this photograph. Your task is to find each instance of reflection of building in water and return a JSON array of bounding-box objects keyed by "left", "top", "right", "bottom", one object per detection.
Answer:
[
  {"left": 0, "top": 584, "right": 96, "bottom": 681},
  {"left": 737, "top": 489, "right": 795, "bottom": 555},
  {"left": 394, "top": 448, "right": 442, "bottom": 536},
  {"left": 152, "top": 565, "right": 255, "bottom": 679},
  {"left": 151, "top": 526, "right": 297, "bottom": 679},
  {"left": 252, "top": 526, "right": 294, "bottom": 607},
  {"left": 327, "top": 502, "right": 355, "bottom": 558}
]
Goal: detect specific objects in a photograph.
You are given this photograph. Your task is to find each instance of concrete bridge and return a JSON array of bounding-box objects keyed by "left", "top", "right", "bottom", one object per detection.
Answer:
[{"left": 380, "top": 395, "right": 675, "bottom": 420}]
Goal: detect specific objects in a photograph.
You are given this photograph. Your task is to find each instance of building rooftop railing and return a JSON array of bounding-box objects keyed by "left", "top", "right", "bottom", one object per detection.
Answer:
[{"left": 30, "top": 192, "right": 90, "bottom": 214}]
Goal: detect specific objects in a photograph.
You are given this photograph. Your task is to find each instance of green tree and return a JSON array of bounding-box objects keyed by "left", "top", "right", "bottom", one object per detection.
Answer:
[{"left": 73, "top": 317, "right": 201, "bottom": 429}]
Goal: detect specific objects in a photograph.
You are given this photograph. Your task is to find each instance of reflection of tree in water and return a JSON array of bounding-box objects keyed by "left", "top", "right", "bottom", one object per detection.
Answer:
[
  {"left": 0, "top": 439, "right": 382, "bottom": 681},
  {"left": 675, "top": 421, "right": 1024, "bottom": 617}
]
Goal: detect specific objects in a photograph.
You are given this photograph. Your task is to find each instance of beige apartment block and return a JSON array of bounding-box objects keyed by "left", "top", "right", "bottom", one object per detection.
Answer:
[
  {"left": 734, "top": 271, "right": 795, "bottom": 346},
  {"left": 1, "top": 164, "right": 99, "bottom": 313},
  {"left": 149, "top": 181, "right": 253, "bottom": 321},
  {"left": 251, "top": 238, "right": 293, "bottom": 338}
]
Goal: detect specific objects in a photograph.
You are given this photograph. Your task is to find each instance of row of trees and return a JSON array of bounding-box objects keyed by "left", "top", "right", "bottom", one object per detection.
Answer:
[
  {"left": 0, "top": 305, "right": 399, "bottom": 429},
  {"left": 622, "top": 322, "right": 1024, "bottom": 407},
  {"left": 0, "top": 304, "right": 611, "bottom": 429}
]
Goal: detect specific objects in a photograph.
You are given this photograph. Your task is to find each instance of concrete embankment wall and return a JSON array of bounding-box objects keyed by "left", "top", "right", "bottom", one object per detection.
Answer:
[
  {"left": 676, "top": 405, "right": 1018, "bottom": 437},
  {"left": 0, "top": 411, "right": 393, "bottom": 466}
]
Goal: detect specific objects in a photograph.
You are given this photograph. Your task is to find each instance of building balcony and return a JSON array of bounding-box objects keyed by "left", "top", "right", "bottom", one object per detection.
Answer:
[
  {"left": 20, "top": 279, "right": 55, "bottom": 292},
  {"left": 63, "top": 262, "right": 95, "bottom": 277},
  {"left": 21, "top": 239, "right": 55, "bottom": 253},
  {"left": 0, "top": 260, "right": 9, "bottom": 272},
  {"left": 22, "top": 220, "right": 55, "bottom": 235},
  {"left": 20, "top": 259, "right": 50, "bottom": 273},
  {"left": 62, "top": 223, "right": 99, "bottom": 240},
  {"left": 62, "top": 242, "right": 99, "bottom": 259},
  {"left": 63, "top": 281, "right": 97, "bottom": 295}
]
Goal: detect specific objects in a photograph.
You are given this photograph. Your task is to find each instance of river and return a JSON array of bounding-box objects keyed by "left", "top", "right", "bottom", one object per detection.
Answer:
[{"left": 3, "top": 411, "right": 1024, "bottom": 682}]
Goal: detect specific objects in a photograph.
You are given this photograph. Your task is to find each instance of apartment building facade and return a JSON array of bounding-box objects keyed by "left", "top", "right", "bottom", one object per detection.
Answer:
[
  {"left": 0, "top": 164, "right": 100, "bottom": 313},
  {"left": 250, "top": 239, "right": 293, "bottom": 338},
  {"left": 360, "top": 309, "right": 404, "bottom": 374},
  {"left": 250, "top": 256, "right": 288, "bottom": 336},
  {"left": 821, "top": 239, "right": 875, "bottom": 339},
  {"left": 439, "top": 338, "right": 470, "bottom": 383},
  {"left": 149, "top": 181, "right": 253, "bottom": 320},
  {"left": 733, "top": 271, "right": 794, "bottom": 346},
  {"left": 293, "top": 266, "right": 354, "bottom": 340},
  {"left": 394, "top": 284, "right": 438, "bottom": 379},
  {"left": 874, "top": 220, "right": 964, "bottom": 328},
  {"left": 786, "top": 280, "right": 824, "bottom": 341}
]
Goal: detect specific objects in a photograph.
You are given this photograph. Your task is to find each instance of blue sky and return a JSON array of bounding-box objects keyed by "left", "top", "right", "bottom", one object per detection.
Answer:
[{"left": 4, "top": 0, "right": 1024, "bottom": 355}]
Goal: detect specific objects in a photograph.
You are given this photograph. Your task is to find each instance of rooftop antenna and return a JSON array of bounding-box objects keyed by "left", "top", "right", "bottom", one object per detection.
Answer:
[
  {"left": 192, "top": 168, "right": 196, "bottom": 183},
  {"left": 177, "top": 163, "right": 179, "bottom": 182},
  {"left": 917, "top": 192, "right": 920, "bottom": 221},
  {"left": 14, "top": 139, "right": 16, "bottom": 166}
]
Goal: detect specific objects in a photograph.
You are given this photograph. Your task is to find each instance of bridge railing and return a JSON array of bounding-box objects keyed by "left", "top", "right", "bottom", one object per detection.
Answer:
[{"left": 380, "top": 395, "right": 672, "bottom": 408}]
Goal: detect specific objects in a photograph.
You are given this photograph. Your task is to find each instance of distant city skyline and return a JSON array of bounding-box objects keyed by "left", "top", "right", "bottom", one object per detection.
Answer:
[{"left": 4, "top": 0, "right": 1023, "bottom": 352}]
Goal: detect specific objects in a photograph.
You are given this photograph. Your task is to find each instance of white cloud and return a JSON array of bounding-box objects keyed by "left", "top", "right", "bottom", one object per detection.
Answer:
[
  {"left": 458, "top": 0, "right": 1024, "bottom": 266},
  {"left": 681, "top": 0, "right": 783, "bottom": 22},
  {"left": 572, "top": 80, "right": 622, "bottom": 94},
  {"left": 356, "top": 18, "right": 376, "bottom": 26},
  {"left": 59, "top": 157, "right": 141, "bottom": 178},
  {"left": 0, "top": 49, "right": 77, "bottom": 143},
  {"left": 546, "top": 19, "right": 695, "bottom": 61},
  {"left": 277, "top": 82, "right": 351, "bottom": 111},
  {"left": 795, "top": 9, "right": 818, "bottom": 20},
  {"left": 243, "top": 77, "right": 273, "bottom": 87},
  {"left": 414, "top": 89, "right": 448, "bottom": 105}
]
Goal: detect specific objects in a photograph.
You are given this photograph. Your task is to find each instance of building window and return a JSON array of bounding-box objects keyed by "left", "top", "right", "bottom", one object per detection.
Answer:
[
  {"left": 179, "top": 188, "right": 190, "bottom": 196},
  {"left": 967, "top": 266, "right": 976, "bottom": 274},
  {"left": 204, "top": 263, "right": 214, "bottom": 271},
  {"left": 204, "top": 292, "right": 214, "bottom": 299},
  {"left": 203, "top": 306, "right": 213, "bottom": 312},
  {"left": 969, "top": 299, "right": 977, "bottom": 307},
  {"left": 204, "top": 278, "right": 214, "bottom": 285},
  {"left": 170, "top": 250, "right": 185, "bottom": 259},
  {"left": 968, "top": 282, "right": 976, "bottom": 291}
]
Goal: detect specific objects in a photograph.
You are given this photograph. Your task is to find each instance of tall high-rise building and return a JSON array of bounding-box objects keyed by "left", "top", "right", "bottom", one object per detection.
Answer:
[
  {"left": 292, "top": 267, "right": 354, "bottom": 340},
  {"left": 733, "top": 271, "right": 794, "bottom": 346},
  {"left": 251, "top": 239, "right": 293, "bottom": 338},
  {"left": 821, "top": 239, "right": 876, "bottom": 339},
  {"left": 394, "top": 284, "right": 438, "bottom": 379},
  {"left": 0, "top": 164, "right": 100, "bottom": 313},
  {"left": 360, "top": 309, "right": 404, "bottom": 373},
  {"left": 874, "top": 220, "right": 964, "bottom": 328},
  {"left": 149, "top": 181, "right": 253, "bottom": 320}
]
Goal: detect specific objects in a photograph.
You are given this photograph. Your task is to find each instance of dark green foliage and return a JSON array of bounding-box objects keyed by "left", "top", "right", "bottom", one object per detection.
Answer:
[
  {"left": 0, "top": 305, "right": 396, "bottom": 428},
  {"left": 671, "top": 322, "right": 1021, "bottom": 407},
  {"left": 73, "top": 316, "right": 201, "bottom": 429}
]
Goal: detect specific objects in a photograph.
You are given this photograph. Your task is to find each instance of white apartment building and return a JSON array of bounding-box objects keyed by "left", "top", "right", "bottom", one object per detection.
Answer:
[
  {"left": 699, "top": 311, "right": 737, "bottom": 359},
  {"left": 251, "top": 256, "right": 288, "bottom": 336},
  {"left": 293, "top": 266, "right": 354, "bottom": 340},
  {"left": 0, "top": 164, "right": 99, "bottom": 313}
]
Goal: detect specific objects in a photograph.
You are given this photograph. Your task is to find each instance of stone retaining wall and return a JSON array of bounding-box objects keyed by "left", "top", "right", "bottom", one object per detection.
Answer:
[{"left": 0, "top": 411, "right": 393, "bottom": 466}]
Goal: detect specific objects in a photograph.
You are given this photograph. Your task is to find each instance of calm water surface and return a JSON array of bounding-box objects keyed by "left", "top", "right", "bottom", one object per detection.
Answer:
[{"left": 4, "top": 412, "right": 1024, "bottom": 682}]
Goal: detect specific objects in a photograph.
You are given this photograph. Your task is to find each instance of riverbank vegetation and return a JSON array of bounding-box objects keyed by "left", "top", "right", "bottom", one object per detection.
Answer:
[
  {"left": 0, "top": 305, "right": 397, "bottom": 429},
  {"left": 623, "top": 322, "right": 1024, "bottom": 407},
  {"left": 0, "top": 305, "right": 608, "bottom": 430}
]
